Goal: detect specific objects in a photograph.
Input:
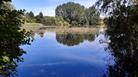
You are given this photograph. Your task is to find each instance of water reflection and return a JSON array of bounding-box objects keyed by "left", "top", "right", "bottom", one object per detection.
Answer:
[
  {"left": 28, "top": 28, "right": 100, "bottom": 46},
  {"left": 0, "top": 27, "right": 113, "bottom": 77},
  {"left": 1, "top": 25, "right": 137, "bottom": 77},
  {"left": 0, "top": 51, "right": 25, "bottom": 77},
  {"left": 0, "top": 32, "right": 31, "bottom": 77},
  {"left": 38, "top": 32, "right": 45, "bottom": 38},
  {"left": 56, "top": 33, "right": 96, "bottom": 46},
  {"left": 17, "top": 29, "right": 111, "bottom": 77}
]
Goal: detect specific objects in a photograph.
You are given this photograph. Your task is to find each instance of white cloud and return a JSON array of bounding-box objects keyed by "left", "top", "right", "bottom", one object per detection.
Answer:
[
  {"left": 14, "top": 0, "right": 98, "bottom": 16},
  {"left": 37, "top": 7, "right": 55, "bottom": 16},
  {"left": 41, "top": 0, "right": 97, "bottom": 16}
]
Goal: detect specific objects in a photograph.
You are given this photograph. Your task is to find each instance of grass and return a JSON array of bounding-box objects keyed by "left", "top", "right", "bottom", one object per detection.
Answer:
[{"left": 22, "top": 23, "right": 101, "bottom": 34}]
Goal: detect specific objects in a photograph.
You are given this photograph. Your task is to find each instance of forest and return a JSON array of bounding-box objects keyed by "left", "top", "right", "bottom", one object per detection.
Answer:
[{"left": 24, "top": 2, "right": 101, "bottom": 27}]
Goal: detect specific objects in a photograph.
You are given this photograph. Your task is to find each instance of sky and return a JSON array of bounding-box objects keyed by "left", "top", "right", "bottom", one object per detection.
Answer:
[{"left": 12, "top": 0, "right": 98, "bottom": 16}]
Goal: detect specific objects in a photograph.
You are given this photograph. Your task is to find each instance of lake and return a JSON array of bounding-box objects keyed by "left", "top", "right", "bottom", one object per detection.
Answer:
[{"left": 11, "top": 29, "right": 114, "bottom": 77}]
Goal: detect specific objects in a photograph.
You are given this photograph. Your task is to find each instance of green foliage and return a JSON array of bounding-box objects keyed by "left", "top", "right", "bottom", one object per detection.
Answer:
[
  {"left": 55, "top": 2, "right": 100, "bottom": 26},
  {"left": 55, "top": 2, "right": 85, "bottom": 26},
  {"left": 25, "top": 11, "right": 36, "bottom": 23},
  {"left": 24, "top": 2, "right": 100, "bottom": 27},
  {"left": 42, "top": 16, "right": 70, "bottom": 26},
  {"left": 55, "top": 16, "right": 70, "bottom": 26},
  {"left": 85, "top": 6, "right": 100, "bottom": 26},
  {"left": 96, "top": 0, "right": 138, "bottom": 37},
  {"left": 43, "top": 16, "right": 56, "bottom": 25},
  {"left": 24, "top": 11, "right": 70, "bottom": 27},
  {"left": 0, "top": 1, "right": 14, "bottom": 10},
  {"left": 0, "top": 0, "right": 31, "bottom": 76},
  {"left": 35, "top": 12, "right": 45, "bottom": 24},
  {"left": 96, "top": 0, "right": 138, "bottom": 77}
]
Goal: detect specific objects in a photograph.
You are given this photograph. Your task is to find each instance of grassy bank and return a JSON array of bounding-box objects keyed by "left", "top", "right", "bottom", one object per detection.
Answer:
[{"left": 22, "top": 23, "right": 102, "bottom": 34}]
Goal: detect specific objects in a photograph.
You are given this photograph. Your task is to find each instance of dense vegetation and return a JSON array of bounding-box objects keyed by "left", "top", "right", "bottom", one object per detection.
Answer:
[
  {"left": 24, "top": 2, "right": 101, "bottom": 27},
  {"left": 96, "top": 0, "right": 138, "bottom": 77},
  {"left": 43, "top": 16, "right": 70, "bottom": 26},
  {"left": 24, "top": 11, "right": 70, "bottom": 27},
  {"left": 0, "top": 0, "right": 31, "bottom": 76},
  {"left": 25, "top": 11, "right": 36, "bottom": 23},
  {"left": 56, "top": 2, "right": 100, "bottom": 26}
]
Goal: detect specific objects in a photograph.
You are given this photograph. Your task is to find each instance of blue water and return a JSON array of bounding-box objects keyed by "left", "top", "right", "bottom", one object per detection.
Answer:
[{"left": 17, "top": 32, "right": 112, "bottom": 77}]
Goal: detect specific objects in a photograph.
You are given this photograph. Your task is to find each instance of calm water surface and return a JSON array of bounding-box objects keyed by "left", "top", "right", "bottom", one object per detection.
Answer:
[{"left": 17, "top": 31, "right": 113, "bottom": 77}]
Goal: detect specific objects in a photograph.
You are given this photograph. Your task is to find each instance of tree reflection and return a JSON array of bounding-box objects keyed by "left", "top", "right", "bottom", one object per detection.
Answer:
[
  {"left": 0, "top": 30, "right": 31, "bottom": 77},
  {"left": 56, "top": 33, "right": 95, "bottom": 46},
  {"left": 104, "top": 27, "right": 138, "bottom": 77},
  {"left": 38, "top": 32, "right": 45, "bottom": 38},
  {"left": 0, "top": 50, "right": 25, "bottom": 77},
  {"left": 95, "top": 0, "right": 138, "bottom": 77}
]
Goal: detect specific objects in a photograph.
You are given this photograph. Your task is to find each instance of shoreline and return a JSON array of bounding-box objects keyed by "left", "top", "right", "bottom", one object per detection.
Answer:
[{"left": 22, "top": 23, "right": 105, "bottom": 34}]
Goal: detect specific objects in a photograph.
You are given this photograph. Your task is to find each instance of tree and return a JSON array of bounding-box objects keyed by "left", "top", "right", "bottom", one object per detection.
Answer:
[
  {"left": 25, "top": 11, "right": 36, "bottom": 23},
  {"left": 35, "top": 12, "right": 44, "bottom": 23},
  {"left": 0, "top": 0, "right": 31, "bottom": 76},
  {"left": 55, "top": 2, "right": 100, "bottom": 26},
  {"left": 95, "top": 0, "right": 138, "bottom": 42},
  {"left": 26, "top": 11, "right": 34, "bottom": 18},
  {"left": 85, "top": 6, "right": 100, "bottom": 26},
  {"left": 95, "top": 0, "right": 138, "bottom": 77},
  {"left": 0, "top": 1, "right": 14, "bottom": 10},
  {"left": 55, "top": 2, "right": 86, "bottom": 26}
]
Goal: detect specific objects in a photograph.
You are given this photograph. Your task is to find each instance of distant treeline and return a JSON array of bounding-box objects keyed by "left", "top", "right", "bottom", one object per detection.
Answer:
[
  {"left": 25, "top": 12, "right": 70, "bottom": 26},
  {"left": 24, "top": 2, "right": 101, "bottom": 27}
]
